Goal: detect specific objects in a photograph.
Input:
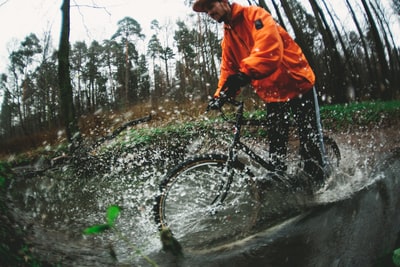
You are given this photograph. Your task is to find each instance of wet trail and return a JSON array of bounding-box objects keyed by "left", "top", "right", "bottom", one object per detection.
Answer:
[
  {"left": 6, "top": 127, "right": 400, "bottom": 267},
  {"left": 148, "top": 147, "right": 400, "bottom": 267}
]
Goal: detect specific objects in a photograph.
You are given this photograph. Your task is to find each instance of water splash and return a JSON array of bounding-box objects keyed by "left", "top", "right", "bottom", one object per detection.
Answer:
[{"left": 7, "top": 129, "right": 398, "bottom": 266}]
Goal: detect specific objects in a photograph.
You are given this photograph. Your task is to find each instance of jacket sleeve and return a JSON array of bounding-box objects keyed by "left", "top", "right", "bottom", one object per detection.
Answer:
[
  {"left": 214, "top": 39, "right": 236, "bottom": 98},
  {"left": 239, "top": 7, "right": 283, "bottom": 80}
]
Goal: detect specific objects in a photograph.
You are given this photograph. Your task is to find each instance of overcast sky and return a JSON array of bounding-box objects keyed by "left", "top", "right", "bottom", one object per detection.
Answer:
[
  {"left": 0, "top": 0, "right": 398, "bottom": 75},
  {"left": 0, "top": 0, "right": 199, "bottom": 73}
]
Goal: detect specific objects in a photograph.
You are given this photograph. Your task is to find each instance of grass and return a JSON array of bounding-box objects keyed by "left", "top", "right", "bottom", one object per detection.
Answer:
[
  {"left": 126, "top": 99, "right": 400, "bottom": 141},
  {"left": 119, "top": 121, "right": 211, "bottom": 147},
  {"left": 321, "top": 100, "right": 400, "bottom": 130}
]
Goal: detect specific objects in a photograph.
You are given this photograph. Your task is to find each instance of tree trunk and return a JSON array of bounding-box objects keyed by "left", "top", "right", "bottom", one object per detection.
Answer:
[
  {"left": 196, "top": 15, "right": 210, "bottom": 99},
  {"left": 369, "top": 0, "right": 399, "bottom": 98},
  {"left": 319, "top": 1, "right": 361, "bottom": 101},
  {"left": 308, "top": 0, "right": 347, "bottom": 103},
  {"left": 360, "top": 0, "right": 391, "bottom": 100},
  {"left": 344, "top": 0, "right": 375, "bottom": 99},
  {"left": 257, "top": 0, "right": 271, "bottom": 13},
  {"left": 279, "top": 0, "right": 315, "bottom": 68},
  {"left": 124, "top": 39, "right": 130, "bottom": 106},
  {"left": 58, "top": 0, "right": 79, "bottom": 143},
  {"left": 270, "top": 0, "right": 287, "bottom": 29}
]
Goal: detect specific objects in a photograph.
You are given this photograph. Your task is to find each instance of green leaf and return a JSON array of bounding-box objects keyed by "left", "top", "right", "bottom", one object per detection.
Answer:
[
  {"left": 83, "top": 224, "right": 110, "bottom": 235},
  {"left": 393, "top": 248, "right": 400, "bottom": 266},
  {"left": 106, "top": 205, "right": 121, "bottom": 226}
]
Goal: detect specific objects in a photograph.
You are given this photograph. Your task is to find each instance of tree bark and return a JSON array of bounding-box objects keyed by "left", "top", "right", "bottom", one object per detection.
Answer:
[
  {"left": 58, "top": 0, "right": 79, "bottom": 143},
  {"left": 360, "top": 0, "right": 391, "bottom": 100},
  {"left": 308, "top": 0, "right": 346, "bottom": 103}
]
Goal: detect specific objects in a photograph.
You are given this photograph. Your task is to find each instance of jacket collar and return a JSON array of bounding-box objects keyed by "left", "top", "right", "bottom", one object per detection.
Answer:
[{"left": 224, "top": 2, "right": 244, "bottom": 29}]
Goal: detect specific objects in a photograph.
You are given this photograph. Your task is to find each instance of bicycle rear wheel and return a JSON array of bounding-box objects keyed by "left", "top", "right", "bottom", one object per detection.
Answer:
[{"left": 154, "top": 154, "right": 258, "bottom": 250}]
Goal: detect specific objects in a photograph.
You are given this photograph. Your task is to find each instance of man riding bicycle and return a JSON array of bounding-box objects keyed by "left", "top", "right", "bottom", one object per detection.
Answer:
[{"left": 193, "top": 0, "right": 326, "bottom": 184}]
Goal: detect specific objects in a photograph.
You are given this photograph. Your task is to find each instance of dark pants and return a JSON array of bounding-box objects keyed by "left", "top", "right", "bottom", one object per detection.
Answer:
[{"left": 266, "top": 88, "right": 325, "bottom": 181}]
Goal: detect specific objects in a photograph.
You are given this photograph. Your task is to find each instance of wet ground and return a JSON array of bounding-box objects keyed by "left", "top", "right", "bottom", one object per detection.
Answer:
[{"left": 5, "top": 122, "right": 400, "bottom": 267}]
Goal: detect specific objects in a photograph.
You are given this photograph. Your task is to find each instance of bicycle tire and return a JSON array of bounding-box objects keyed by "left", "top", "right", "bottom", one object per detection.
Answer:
[{"left": 154, "top": 154, "right": 260, "bottom": 250}]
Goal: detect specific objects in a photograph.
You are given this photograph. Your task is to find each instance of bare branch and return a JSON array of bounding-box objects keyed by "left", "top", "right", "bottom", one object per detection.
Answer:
[
  {"left": 70, "top": 3, "right": 111, "bottom": 16},
  {"left": 70, "top": 0, "right": 113, "bottom": 40}
]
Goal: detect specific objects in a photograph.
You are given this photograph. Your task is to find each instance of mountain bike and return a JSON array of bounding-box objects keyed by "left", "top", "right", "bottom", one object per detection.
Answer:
[{"left": 154, "top": 94, "right": 341, "bottom": 251}]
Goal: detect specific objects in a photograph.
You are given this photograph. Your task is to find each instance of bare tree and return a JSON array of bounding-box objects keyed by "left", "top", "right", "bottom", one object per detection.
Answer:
[
  {"left": 344, "top": 0, "right": 375, "bottom": 98},
  {"left": 369, "top": 0, "right": 400, "bottom": 97},
  {"left": 58, "top": 0, "right": 79, "bottom": 143},
  {"left": 319, "top": 0, "right": 361, "bottom": 99},
  {"left": 360, "top": 0, "right": 391, "bottom": 99},
  {"left": 278, "top": 0, "right": 316, "bottom": 75},
  {"left": 308, "top": 0, "right": 346, "bottom": 102},
  {"left": 269, "top": 0, "right": 288, "bottom": 29}
]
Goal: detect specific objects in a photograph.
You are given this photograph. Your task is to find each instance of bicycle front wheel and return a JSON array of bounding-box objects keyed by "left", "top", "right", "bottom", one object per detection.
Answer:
[{"left": 154, "top": 154, "right": 258, "bottom": 250}]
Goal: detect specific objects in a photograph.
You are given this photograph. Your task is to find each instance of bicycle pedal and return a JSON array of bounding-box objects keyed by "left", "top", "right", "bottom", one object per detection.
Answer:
[
  {"left": 207, "top": 204, "right": 223, "bottom": 216},
  {"left": 208, "top": 207, "right": 218, "bottom": 215}
]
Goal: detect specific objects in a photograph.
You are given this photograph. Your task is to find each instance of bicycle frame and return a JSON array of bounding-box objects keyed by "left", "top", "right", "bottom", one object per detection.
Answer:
[
  {"left": 212, "top": 97, "right": 283, "bottom": 205},
  {"left": 223, "top": 98, "right": 276, "bottom": 172},
  {"left": 155, "top": 97, "right": 339, "bottom": 235}
]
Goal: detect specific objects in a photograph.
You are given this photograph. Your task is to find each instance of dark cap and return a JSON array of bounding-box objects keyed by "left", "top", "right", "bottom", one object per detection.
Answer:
[{"left": 193, "top": 0, "right": 216, "bottom": 12}]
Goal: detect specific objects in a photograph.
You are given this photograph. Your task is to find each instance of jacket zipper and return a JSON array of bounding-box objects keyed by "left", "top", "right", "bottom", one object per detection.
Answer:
[{"left": 225, "top": 24, "right": 251, "bottom": 56}]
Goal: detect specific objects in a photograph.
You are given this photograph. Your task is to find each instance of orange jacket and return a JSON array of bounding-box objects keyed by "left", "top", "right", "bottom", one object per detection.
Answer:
[{"left": 215, "top": 3, "right": 315, "bottom": 103}]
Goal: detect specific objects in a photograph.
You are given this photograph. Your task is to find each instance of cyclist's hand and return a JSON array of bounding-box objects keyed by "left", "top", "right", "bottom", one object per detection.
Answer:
[
  {"left": 206, "top": 97, "right": 223, "bottom": 111},
  {"left": 222, "top": 72, "right": 250, "bottom": 98}
]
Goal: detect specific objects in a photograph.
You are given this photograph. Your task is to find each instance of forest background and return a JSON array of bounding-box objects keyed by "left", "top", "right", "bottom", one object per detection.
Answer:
[{"left": 0, "top": 0, "right": 399, "bottom": 155}]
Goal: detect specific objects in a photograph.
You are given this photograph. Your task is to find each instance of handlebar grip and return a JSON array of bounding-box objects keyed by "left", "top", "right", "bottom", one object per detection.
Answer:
[
  {"left": 206, "top": 98, "right": 223, "bottom": 111},
  {"left": 206, "top": 91, "right": 242, "bottom": 112}
]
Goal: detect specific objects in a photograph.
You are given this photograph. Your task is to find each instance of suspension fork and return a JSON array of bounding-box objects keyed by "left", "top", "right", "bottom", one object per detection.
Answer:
[
  {"left": 210, "top": 101, "right": 244, "bottom": 206},
  {"left": 219, "top": 100, "right": 246, "bottom": 203},
  {"left": 208, "top": 139, "right": 238, "bottom": 206},
  {"left": 210, "top": 158, "right": 235, "bottom": 206},
  {"left": 210, "top": 143, "right": 239, "bottom": 206}
]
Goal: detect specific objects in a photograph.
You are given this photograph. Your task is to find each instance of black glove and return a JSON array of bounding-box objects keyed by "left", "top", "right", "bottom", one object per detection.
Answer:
[
  {"left": 222, "top": 72, "right": 251, "bottom": 98},
  {"left": 207, "top": 97, "right": 223, "bottom": 111}
]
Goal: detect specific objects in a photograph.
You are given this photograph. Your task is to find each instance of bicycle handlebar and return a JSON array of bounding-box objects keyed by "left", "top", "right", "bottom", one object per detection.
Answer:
[
  {"left": 206, "top": 92, "right": 242, "bottom": 113},
  {"left": 205, "top": 92, "right": 245, "bottom": 125}
]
